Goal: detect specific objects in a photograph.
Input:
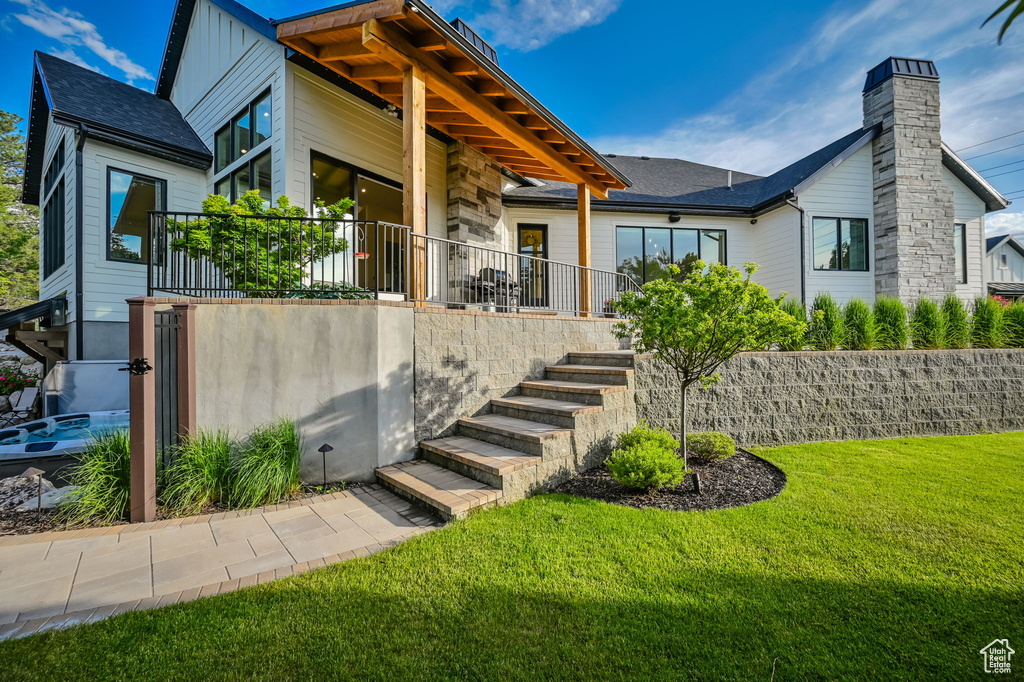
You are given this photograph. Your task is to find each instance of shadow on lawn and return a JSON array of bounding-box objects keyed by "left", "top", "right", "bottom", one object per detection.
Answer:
[{"left": 0, "top": 553, "right": 1018, "bottom": 681}]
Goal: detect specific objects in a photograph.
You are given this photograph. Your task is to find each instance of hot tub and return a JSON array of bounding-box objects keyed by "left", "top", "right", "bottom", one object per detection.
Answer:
[{"left": 0, "top": 410, "right": 130, "bottom": 483}]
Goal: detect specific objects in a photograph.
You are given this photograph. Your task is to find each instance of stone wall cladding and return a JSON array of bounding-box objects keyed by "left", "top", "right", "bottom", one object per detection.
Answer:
[
  {"left": 635, "top": 349, "right": 1024, "bottom": 446},
  {"left": 863, "top": 76, "right": 957, "bottom": 300},
  {"left": 413, "top": 308, "right": 629, "bottom": 441},
  {"left": 446, "top": 141, "right": 504, "bottom": 245}
]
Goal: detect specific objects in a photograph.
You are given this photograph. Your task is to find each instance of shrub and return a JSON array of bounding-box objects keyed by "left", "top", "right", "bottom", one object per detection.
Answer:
[
  {"left": 687, "top": 431, "right": 736, "bottom": 463},
  {"left": 941, "top": 294, "right": 971, "bottom": 349},
  {"left": 58, "top": 429, "right": 132, "bottom": 524},
  {"left": 778, "top": 299, "right": 807, "bottom": 351},
  {"left": 615, "top": 422, "right": 680, "bottom": 454},
  {"left": 607, "top": 442, "right": 686, "bottom": 490},
  {"left": 162, "top": 430, "right": 234, "bottom": 515},
  {"left": 972, "top": 296, "right": 1005, "bottom": 348},
  {"left": 808, "top": 293, "right": 844, "bottom": 351},
  {"left": 1004, "top": 301, "right": 1024, "bottom": 348},
  {"left": 874, "top": 296, "right": 909, "bottom": 350},
  {"left": 231, "top": 419, "right": 303, "bottom": 508},
  {"left": 0, "top": 365, "right": 39, "bottom": 395},
  {"left": 910, "top": 298, "right": 945, "bottom": 350},
  {"left": 843, "top": 299, "right": 876, "bottom": 350}
]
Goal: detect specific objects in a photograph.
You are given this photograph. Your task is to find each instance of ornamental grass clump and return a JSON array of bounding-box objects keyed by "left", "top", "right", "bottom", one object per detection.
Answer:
[
  {"left": 1004, "top": 301, "right": 1024, "bottom": 348},
  {"left": 231, "top": 419, "right": 303, "bottom": 508},
  {"left": 778, "top": 299, "right": 807, "bottom": 351},
  {"left": 941, "top": 293, "right": 971, "bottom": 349},
  {"left": 58, "top": 429, "right": 132, "bottom": 525},
  {"left": 162, "top": 430, "right": 234, "bottom": 515},
  {"left": 808, "top": 293, "right": 844, "bottom": 351},
  {"left": 910, "top": 298, "right": 946, "bottom": 350},
  {"left": 687, "top": 431, "right": 736, "bottom": 463},
  {"left": 971, "top": 296, "right": 1006, "bottom": 348},
  {"left": 843, "top": 299, "right": 876, "bottom": 350},
  {"left": 873, "top": 296, "right": 909, "bottom": 350},
  {"left": 607, "top": 424, "right": 685, "bottom": 490}
]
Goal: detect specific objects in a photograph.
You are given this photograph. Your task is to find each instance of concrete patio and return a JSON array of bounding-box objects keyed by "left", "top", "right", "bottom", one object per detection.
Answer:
[{"left": 0, "top": 485, "right": 441, "bottom": 641}]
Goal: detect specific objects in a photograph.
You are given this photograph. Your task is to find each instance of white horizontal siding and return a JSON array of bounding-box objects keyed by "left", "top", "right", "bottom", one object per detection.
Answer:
[
  {"left": 38, "top": 121, "right": 77, "bottom": 320},
  {"left": 171, "top": 0, "right": 287, "bottom": 203},
  {"left": 942, "top": 166, "right": 987, "bottom": 301},
  {"left": 796, "top": 144, "right": 876, "bottom": 304},
  {"left": 988, "top": 242, "right": 1024, "bottom": 283},
  {"left": 750, "top": 205, "right": 801, "bottom": 301},
  {"left": 79, "top": 141, "right": 206, "bottom": 323},
  {"left": 284, "top": 65, "right": 446, "bottom": 237}
]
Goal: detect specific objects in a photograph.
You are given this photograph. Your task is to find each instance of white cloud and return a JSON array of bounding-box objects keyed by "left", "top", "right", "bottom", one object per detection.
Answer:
[
  {"left": 46, "top": 46, "right": 103, "bottom": 74},
  {"left": 986, "top": 210, "right": 1024, "bottom": 239},
  {"left": 8, "top": 0, "right": 153, "bottom": 82},
  {"left": 590, "top": 0, "right": 1024, "bottom": 176}
]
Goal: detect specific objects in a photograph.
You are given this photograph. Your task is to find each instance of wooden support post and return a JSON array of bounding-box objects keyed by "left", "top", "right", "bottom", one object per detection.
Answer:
[
  {"left": 172, "top": 302, "right": 196, "bottom": 440},
  {"left": 578, "top": 184, "right": 592, "bottom": 317},
  {"left": 403, "top": 63, "right": 427, "bottom": 303},
  {"left": 127, "top": 298, "right": 157, "bottom": 523}
]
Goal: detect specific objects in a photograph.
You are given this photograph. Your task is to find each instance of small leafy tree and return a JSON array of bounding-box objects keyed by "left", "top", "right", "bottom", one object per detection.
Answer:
[
  {"left": 170, "top": 191, "right": 355, "bottom": 296},
  {"left": 613, "top": 261, "right": 805, "bottom": 465}
]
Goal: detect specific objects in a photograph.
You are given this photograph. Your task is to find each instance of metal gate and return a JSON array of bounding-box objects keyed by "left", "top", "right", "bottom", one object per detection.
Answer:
[{"left": 154, "top": 308, "right": 180, "bottom": 474}]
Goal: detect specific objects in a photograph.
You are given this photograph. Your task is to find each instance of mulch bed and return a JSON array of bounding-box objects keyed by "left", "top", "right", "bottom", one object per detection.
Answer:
[{"left": 555, "top": 449, "right": 786, "bottom": 512}]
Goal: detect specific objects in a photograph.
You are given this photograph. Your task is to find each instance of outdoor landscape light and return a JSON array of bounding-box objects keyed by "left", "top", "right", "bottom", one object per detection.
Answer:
[{"left": 318, "top": 443, "right": 334, "bottom": 488}]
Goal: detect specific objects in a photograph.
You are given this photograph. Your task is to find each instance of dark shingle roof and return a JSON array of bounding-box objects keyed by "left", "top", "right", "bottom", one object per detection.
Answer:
[
  {"left": 988, "top": 235, "right": 1024, "bottom": 257},
  {"left": 503, "top": 127, "right": 876, "bottom": 214}
]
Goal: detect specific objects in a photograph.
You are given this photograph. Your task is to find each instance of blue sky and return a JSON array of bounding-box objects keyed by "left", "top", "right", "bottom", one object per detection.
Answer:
[{"left": 1, "top": 0, "right": 1023, "bottom": 235}]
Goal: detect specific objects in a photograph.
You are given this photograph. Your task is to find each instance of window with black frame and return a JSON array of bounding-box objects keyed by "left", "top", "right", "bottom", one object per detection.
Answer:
[
  {"left": 812, "top": 217, "right": 868, "bottom": 271},
  {"left": 615, "top": 226, "right": 726, "bottom": 284},
  {"left": 954, "top": 223, "right": 967, "bottom": 284},
  {"left": 107, "top": 169, "right": 166, "bottom": 263},
  {"left": 41, "top": 141, "right": 66, "bottom": 278},
  {"left": 213, "top": 90, "right": 272, "bottom": 204}
]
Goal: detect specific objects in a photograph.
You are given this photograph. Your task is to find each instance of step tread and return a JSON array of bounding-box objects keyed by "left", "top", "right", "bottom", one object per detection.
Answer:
[
  {"left": 422, "top": 436, "right": 541, "bottom": 476},
  {"left": 568, "top": 350, "right": 636, "bottom": 357},
  {"left": 458, "top": 414, "right": 573, "bottom": 443},
  {"left": 547, "top": 364, "right": 635, "bottom": 375},
  {"left": 491, "top": 395, "right": 603, "bottom": 417},
  {"left": 377, "top": 460, "right": 501, "bottom": 516},
  {"left": 519, "top": 379, "right": 629, "bottom": 395}
]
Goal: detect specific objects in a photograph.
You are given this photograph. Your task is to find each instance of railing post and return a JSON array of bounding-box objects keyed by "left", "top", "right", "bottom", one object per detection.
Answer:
[
  {"left": 171, "top": 302, "right": 196, "bottom": 439},
  {"left": 127, "top": 297, "right": 157, "bottom": 523}
]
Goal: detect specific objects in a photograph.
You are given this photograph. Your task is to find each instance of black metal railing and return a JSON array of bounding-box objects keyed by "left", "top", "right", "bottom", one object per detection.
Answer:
[{"left": 148, "top": 211, "right": 642, "bottom": 315}]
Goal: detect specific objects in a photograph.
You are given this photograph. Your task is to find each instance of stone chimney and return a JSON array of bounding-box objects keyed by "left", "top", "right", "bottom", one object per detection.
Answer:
[{"left": 862, "top": 57, "right": 956, "bottom": 300}]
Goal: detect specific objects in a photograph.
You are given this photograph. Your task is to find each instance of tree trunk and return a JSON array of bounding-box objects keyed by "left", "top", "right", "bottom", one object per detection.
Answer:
[{"left": 680, "top": 384, "right": 688, "bottom": 469}]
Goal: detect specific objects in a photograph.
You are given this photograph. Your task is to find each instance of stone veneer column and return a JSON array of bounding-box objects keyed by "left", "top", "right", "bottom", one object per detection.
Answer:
[
  {"left": 863, "top": 59, "right": 956, "bottom": 300},
  {"left": 445, "top": 141, "right": 505, "bottom": 246}
]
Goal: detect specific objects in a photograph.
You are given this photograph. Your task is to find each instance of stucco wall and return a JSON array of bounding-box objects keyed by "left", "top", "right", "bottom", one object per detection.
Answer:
[
  {"left": 413, "top": 309, "right": 629, "bottom": 441},
  {"left": 192, "top": 301, "right": 415, "bottom": 482},
  {"left": 635, "top": 349, "right": 1024, "bottom": 445}
]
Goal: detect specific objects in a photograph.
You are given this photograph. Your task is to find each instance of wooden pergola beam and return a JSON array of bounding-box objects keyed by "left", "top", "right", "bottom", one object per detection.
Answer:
[
  {"left": 404, "top": 64, "right": 427, "bottom": 303},
  {"left": 578, "top": 184, "right": 592, "bottom": 316},
  {"left": 278, "top": 0, "right": 406, "bottom": 38}
]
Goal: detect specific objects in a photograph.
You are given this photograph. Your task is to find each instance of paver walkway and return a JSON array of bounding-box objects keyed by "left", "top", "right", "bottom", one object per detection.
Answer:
[{"left": 0, "top": 484, "right": 441, "bottom": 641}]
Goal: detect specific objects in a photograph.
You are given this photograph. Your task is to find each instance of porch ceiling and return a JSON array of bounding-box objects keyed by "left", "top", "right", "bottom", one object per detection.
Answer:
[{"left": 275, "top": 0, "right": 629, "bottom": 199}]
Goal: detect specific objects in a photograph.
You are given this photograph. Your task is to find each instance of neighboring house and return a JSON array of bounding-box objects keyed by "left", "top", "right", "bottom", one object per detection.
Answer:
[
  {"left": 20, "top": 0, "right": 1009, "bottom": 361},
  {"left": 986, "top": 234, "right": 1024, "bottom": 299}
]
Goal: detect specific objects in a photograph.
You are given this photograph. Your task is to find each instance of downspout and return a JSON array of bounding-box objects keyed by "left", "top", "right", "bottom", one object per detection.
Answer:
[
  {"left": 74, "top": 125, "right": 87, "bottom": 360},
  {"left": 786, "top": 197, "right": 807, "bottom": 305}
]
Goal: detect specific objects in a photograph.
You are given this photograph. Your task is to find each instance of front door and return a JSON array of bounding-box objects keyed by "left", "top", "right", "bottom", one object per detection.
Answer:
[{"left": 518, "top": 224, "right": 548, "bottom": 307}]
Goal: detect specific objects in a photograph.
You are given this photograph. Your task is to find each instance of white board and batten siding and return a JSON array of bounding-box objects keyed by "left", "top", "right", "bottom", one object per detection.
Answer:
[
  {"left": 38, "top": 121, "right": 77, "bottom": 319},
  {"left": 988, "top": 241, "right": 1024, "bottom": 283},
  {"left": 796, "top": 144, "right": 876, "bottom": 305},
  {"left": 170, "top": 0, "right": 288, "bottom": 201},
  {"left": 941, "top": 166, "right": 987, "bottom": 300},
  {"left": 79, "top": 140, "right": 206, "bottom": 323},
  {"left": 284, "top": 65, "right": 447, "bottom": 237}
]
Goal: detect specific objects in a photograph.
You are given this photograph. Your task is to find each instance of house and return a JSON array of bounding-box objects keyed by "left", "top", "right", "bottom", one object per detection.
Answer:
[
  {"left": 986, "top": 234, "right": 1024, "bottom": 299},
  {"left": 19, "top": 0, "right": 1010, "bottom": 362}
]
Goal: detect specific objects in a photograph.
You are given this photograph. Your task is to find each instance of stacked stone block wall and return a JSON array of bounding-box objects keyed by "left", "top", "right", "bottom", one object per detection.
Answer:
[
  {"left": 445, "top": 141, "right": 504, "bottom": 246},
  {"left": 635, "top": 349, "right": 1024, "bottom": 446}
]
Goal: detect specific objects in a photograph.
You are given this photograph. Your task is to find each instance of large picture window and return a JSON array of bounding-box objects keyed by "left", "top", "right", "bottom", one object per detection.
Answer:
[
  {"left": 311, "top": 152, "right": 402, "bottom": 222},
  {"left": 107, "top": 169, "right": 166, "bottom": 263},
  {"left": 41, "top": 142, "right": 66, "bottom": 278},
  {"left": 954, "top": 223, "right": 967, "bottom": 284},
  {"left": 812, "top": 217, "right": 868, "bottom": 271},
  {"left": 615, "top": 226, "right": 726, "bottom": 284}
]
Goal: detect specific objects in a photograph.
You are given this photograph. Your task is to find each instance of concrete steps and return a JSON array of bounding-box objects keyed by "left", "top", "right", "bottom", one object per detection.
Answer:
[{"left": 377, "top": 349, "right": 638, "bottom": 520}]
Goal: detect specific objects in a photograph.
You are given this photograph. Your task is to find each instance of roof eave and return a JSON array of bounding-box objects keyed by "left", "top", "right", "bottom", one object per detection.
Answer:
[
  {"left": 50, "top": 111, "right": 213, "bottom": 169},
  {"left": 502, "top": 194, "right": 755, "bottom": 217},
  {"left": 941, "top": 143, "right": 1010, "bottom": 213}
]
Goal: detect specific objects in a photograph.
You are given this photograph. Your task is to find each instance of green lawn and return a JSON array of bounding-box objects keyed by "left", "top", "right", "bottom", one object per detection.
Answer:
[{"left": 2, "top": 433, "right": 1022, "bottom": 680}]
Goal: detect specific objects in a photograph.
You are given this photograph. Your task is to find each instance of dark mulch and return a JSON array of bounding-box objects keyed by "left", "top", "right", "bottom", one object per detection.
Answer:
[{"left": 555, "top": 449, "right": 787, "bottom": 512}]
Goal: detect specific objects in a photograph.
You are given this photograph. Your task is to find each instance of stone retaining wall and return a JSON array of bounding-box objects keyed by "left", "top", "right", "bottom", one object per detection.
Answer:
[
  {"left": 413, "top": 309, "right": 628, "bottom": 441},
  {"left": 635, "top": 349, "right": 1024, "bottom": 446}
]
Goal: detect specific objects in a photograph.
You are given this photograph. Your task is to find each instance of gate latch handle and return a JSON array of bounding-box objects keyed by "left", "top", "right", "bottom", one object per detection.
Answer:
[{"left": 119, "top": 358, "right": 153, "bottom": 376}]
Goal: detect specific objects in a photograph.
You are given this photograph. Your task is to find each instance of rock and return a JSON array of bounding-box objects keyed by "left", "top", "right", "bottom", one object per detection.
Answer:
[
  {"left": 16, "top": 485, "right": 78, "bottom": 511},
  {"left": 19, "top": 356, "right": 34, "bottom": 366},
  {"left": 0, "top": 395, "right": 9, "bottom": 413},
  {"left": 0, "top": 473, "right": 57, "bottom": 509},
  {"left": 0, "top": 354, "right": 18, "bottom": 363},
  {"left": 8, "top": 390, "right": 21, "bottom": 407}
]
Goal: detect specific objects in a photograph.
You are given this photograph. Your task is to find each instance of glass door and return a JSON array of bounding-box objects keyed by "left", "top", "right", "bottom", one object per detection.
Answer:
[{"left": 518, "top": 225, "right": 548, "bottom": 307}]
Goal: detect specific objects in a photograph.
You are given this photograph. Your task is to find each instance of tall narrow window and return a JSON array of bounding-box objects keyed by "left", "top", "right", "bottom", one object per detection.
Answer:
[
  {"left": 812, "top": 217, "right": 868, "bottom": 271},
  {"left": 954, "top": 223, "right": 967, "bottom": 284},
  {"left": 41, "top": 142, "right": 66, "bottom": 279},
  {"left": 108, "top": 169, "right": 166, "bottom": 263},
  {"left": 213, "top": 89, "right": 273, "bottom": 202}
]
